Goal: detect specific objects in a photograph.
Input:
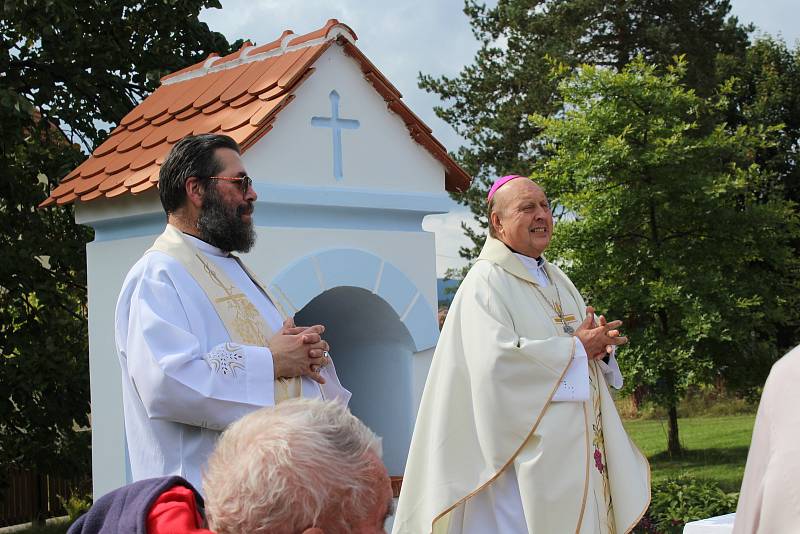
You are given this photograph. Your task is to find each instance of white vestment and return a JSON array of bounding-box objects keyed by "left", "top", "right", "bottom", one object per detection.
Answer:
[
  {"left": 393, "top": 236, "right": 649, "bottom": 534},
  {"left": 115, "top": 226, "right": 349, "bottom": 490},
  {"left": 444, "top": 252, "right": 625, "bottom": 533},
  {"left": 733, "top": 345, "right": 800, "bottom": 534}
]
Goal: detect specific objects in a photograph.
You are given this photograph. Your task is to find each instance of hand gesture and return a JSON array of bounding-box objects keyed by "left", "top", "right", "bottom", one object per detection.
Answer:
[
  {"left": 575, "top": 306, "right": 628, "bottom": 360},
  {"left": 269, "top": 317, "right": 331, "bottom": 384}
]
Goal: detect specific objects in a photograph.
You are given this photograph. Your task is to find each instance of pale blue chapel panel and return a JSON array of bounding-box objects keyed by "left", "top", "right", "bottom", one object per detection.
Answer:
[
  {"left": 315, "top": 248, "right": 381, "bottom": 290},
  {"left": 310, "top": 90, "right": 360, "bottom": 181}
]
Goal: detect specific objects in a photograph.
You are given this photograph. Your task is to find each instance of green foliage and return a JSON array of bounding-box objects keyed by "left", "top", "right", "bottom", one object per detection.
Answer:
[
  {"left": 638, "top": 476, "right": 738, "bottom": 533},
  {"left": 717, "top": 36, "right": 800, "bottom": 367},
  {"left": 532, "top": 57, "right": 798, "bottom": 450},
  {"left": 58, "top": 491, "right": 92, "bottom": 523},
  {"left": 421, "top": 0, "right": 750, "bottom": 271},
  {"left": 0, "top": 0, "right": 239, "bottom": 491}
]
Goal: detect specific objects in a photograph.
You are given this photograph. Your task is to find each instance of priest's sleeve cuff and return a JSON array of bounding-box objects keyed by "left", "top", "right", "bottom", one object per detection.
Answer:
[
  {"left": 551, "top": 339, "right": 590, "bottom": 402},
  {"left": 597, "top": 350, "right": 623, "bottom": 389},
  {"left": 243, "top": 345, "right": 276, "bottom": 406}
]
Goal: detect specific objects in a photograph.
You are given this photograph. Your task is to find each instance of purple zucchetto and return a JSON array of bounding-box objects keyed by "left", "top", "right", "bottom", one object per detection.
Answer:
[{"left": 487, "top": 174, "right": 525, "bottom": 201}]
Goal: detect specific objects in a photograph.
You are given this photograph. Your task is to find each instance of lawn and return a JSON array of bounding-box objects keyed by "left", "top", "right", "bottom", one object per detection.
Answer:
[{"left": 624, "top": 414, "right": 756, "bottom": 493}]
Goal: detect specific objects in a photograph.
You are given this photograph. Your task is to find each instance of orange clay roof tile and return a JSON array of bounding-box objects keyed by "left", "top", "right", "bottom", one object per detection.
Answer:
[
  {"left": 151, "top": 112, "right": 174, "bottom": 126},
  {"left": 77, "top": 155, "right": 108, "bottom": 178},
  {"left": 91, "top": 133, "right": 126, "bottom": 157},
  {"left": 126, "top": 117, "right": 150, "bottom": 132},
  {"left": 228, "top": 92, "right": 257, "bottom": 108},
  {"left": 141, "top": 128, "right": 169, "bottom": 149},
  {"left": 98, "top": 170, "right": 135, "bottom": 193},
  {"left": 257, "top": 84, "right": 286, "bottom": 101},
  {"left": 166, "top": 119, "right": 198, "bottom": 144},
  {"left": 72, "top": 173, "right": 109, "bottom": 195},
  {"left": 78, "top": 189, "right": 105, "bottom": 202},
  {"left": 131, "top": 180, "right": 155, "bottom": 195},
  {"left": 123, "top": 167, "right": 152, "bottom": 188},
  {"left": 105, "top": 184, "right": 129, "bottom": 198},
  {"left": 115, "top": 125, "right": 153, "bottom": 153},
  {"left": 278, "top": 47, "right": 324, "bottom": 88},
  {"left": 194, "top": 65, "right": 247, "bottom": 109},
  {"left": 40, "top": 20, "right": 470, "bottom": 208},
  {"left": 104, "top": 155, "right": 131, "bottom": 176},
  {"left": 174, "top": 107, "right": 201, "bottom": 121},
  {"left": 128, "top": 146, "right": 163, "bottom": 171},
  {"left": 56, "top": 192, "right": 79, "bottom": 205},
  {"left": 168, "top": 69, "right": 221, "bottom": 114},
  {"left": 248, "top": 49, "right": 309, "bottom": 95},
  {"left": 220, "top": 99, "right": 262, "bottom": 131},
  {"left": 201, "top": 99, "right": 226, "bottom": 115},
  {"left": 220, "top": 62, "right": 263, "bottom": 103},
  {"left": 49, "top": 179, "right": 77, "bottom": 199},
  {"left": 248, "top": 95, "right": 287, "bottom": 126}
]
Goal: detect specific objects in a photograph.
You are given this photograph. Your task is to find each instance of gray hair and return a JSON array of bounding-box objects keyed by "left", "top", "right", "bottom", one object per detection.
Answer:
[
  {"left": 158, "top": 133, "right": 240, "bottom": 214},
  {"left": 203, "top": 399, "right": 383, "bottom": 534},
  {"left": 487, "top": 195, "right": 499, "bottom": 238}
]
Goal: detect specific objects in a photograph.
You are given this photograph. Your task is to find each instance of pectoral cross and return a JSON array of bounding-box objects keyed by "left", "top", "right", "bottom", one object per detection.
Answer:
[{"left": 552, "top": 302, "right": 577, "bottom": 334}]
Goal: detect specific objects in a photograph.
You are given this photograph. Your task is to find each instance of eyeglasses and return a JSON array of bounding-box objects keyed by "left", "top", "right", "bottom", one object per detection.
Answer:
[{"left": 208, "top": 175, "right": 253, "bottom": 195}]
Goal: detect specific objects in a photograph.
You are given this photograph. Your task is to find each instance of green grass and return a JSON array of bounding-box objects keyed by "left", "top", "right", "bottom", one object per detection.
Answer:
[{"left": 624, "top": 414, "right": 755, "bottom": 493}]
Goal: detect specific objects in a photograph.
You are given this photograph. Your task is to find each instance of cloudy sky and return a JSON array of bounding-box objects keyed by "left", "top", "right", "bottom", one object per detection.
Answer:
[{"left": 199, "top": 0, "right": 798, "bottom": 276}]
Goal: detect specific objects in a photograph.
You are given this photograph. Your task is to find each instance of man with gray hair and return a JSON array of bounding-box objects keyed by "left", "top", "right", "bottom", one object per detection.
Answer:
[
  {"left": 395, "top": 175, "right": 649, "bottom": 533},
  {"left": 68, "top": 398, "right": 394, "bottom": 533}
]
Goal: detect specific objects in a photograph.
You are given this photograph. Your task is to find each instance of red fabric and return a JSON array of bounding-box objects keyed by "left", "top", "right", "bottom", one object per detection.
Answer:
[{"left": 147, "top": 485, "right": 215, "bottom": 534}]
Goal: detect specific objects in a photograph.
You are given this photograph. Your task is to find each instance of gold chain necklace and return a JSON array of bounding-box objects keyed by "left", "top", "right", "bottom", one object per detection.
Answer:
[{"left": 530, "top": 266, "right": 575, "bottom": 334}]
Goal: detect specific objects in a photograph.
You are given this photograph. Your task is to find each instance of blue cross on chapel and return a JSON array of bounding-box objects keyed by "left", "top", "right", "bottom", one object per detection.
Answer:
[{"left": 311, "top": 90, "right": 360, "bottom": 181}]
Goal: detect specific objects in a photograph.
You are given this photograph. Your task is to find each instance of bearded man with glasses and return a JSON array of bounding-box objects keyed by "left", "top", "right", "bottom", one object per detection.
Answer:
[{"left": 115, "top": 134, "right": 350, "bottom": 492}]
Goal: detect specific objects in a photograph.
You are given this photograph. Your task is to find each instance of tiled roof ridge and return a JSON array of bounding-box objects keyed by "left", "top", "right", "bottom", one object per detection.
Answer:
[
  {"left": 161, "top": 19, "right": 357, "bottom": 87},
  {"left": 39, "top": 19, "right": 471, "bottom": 208}
]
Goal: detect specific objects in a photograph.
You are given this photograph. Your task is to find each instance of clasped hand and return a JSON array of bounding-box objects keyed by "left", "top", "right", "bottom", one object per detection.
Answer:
[
  {"left": 268, "top": 317, "right": 330, "bottom": 384},
  {"left": 574, "top": 306, "right": 628, "bottom": 360}
]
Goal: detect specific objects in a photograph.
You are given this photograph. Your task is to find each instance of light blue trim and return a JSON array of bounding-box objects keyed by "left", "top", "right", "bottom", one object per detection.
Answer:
[
  {"left": 254, "top": 205, "right": 426, "bottom": 231},
  {"left": 270, "top": 248, "right": 439, "bottom": 351},
  {"left": 252, "top": 183, "right": 451, "bottom": 231},
  {"left": 83, "top": 185, "right": 451, "bottom": 240},
  {"left": 311, "top": 90, "right": 360, "bottom": 181},
  {"left": 253, "top": 183, "right": 451, "bottom": 212}
]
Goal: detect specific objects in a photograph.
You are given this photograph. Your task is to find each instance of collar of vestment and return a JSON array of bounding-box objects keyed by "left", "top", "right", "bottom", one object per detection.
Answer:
[
  {"left": 146, "top": 224, "right": 286, "bottom": 344},
  {"left": 478, "top": 235, "right": 547, "bottom": 286},
  {"left": 182, "top": 232, "right": 228, "bottom": 258}
]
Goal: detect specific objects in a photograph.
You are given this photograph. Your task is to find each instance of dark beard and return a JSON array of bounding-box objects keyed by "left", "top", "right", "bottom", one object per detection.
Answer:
[{"left": 196, "top": 185, "right": 256, "bottom": 253}]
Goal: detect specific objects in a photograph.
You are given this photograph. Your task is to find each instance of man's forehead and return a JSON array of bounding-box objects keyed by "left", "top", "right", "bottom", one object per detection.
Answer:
[
  {"left": 494, "top": 179, "right": 547, "bottom": 206},
  {"left": 214, "top": 147, "right": 246, "bottom": 173}
]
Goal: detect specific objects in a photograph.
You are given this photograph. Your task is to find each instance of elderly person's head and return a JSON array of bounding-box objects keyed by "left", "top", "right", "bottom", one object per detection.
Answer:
[
  {"left": 487, "top": 175, "right": 553, "bottom": 258},
  {"left": 203, "top": 399, "right": 393, "bottom": 534}
]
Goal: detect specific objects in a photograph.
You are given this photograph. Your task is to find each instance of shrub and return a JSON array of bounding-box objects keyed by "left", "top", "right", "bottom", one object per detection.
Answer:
[
  {"left": 633, "top": 476, "right": 738, "bottom": 533},
  {"left": 59, "top": 492, "right": 92, "bottom": 523}
]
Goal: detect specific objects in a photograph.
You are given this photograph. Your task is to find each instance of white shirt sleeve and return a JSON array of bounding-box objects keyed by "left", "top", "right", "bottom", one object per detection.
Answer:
[
  {"left": 597, "top": 350, "right": 624, "bottom": 389},
  {"left": 123, "top": 272, "right": 276, "bottom": 431},
  {"left": 551, "top": 338, "right": 590, "bottom": 402}
]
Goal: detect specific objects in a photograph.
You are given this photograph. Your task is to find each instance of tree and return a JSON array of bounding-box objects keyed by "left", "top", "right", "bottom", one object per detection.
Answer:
[
  {"left": 420, "top": 0, "right": 751, "bottom": 272},
  {"left": 717, "top": 37, "right": 800, "bottom": 374},
  {"left": 1, "top": 0, "right": 239, "bottom": 521},
  {"left": 530, "top": 57, "right": 798, "bottom": 454}
]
